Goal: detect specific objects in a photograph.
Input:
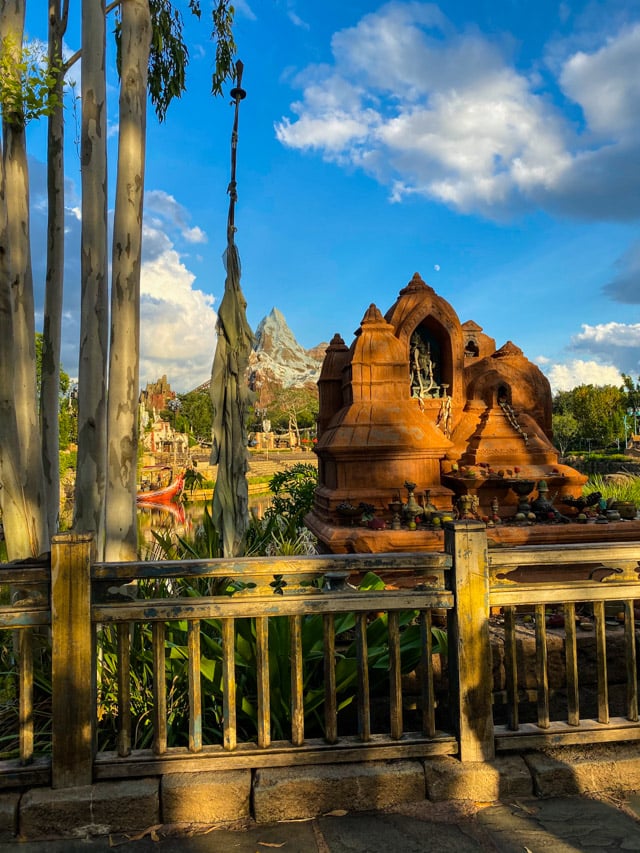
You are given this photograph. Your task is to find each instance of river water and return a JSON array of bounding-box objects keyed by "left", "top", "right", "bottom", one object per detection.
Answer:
[{"left": 137, "top": 494, "right": 272, "bottom": 551}]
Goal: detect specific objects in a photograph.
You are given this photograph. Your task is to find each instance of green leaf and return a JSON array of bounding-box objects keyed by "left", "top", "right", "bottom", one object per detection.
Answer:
[{"left": 358, "top": 572, "right": 386, "bottom": 591}]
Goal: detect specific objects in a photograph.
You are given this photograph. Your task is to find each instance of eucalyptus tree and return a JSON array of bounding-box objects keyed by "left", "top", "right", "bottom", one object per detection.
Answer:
[
  {"left": 104, "top": 0, "right": 238, "bottom": 559},
  {"left": 0, "top": 94, "right": 28, "bottom": 560},
  {"left": 104, "top": 0, "right": 153, "bottom": 561},
  {"left": 0, "top": 1, "right": 58, "bottom": 559},
  {"left": 40, "top": 0, "right": 71, "bottom": 537},
  {"left": 73, "top": 0, "right": 109, "bottom": 549},
  {"left": 72, "top": 0, "right": 238, "bottom": 558},
  {"left": 0, "top": 0, "right": 238, "bottom": 561}
]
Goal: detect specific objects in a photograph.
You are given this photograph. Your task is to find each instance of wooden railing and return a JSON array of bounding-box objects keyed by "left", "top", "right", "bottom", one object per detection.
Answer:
[
  {"left": 89, "top": 539, "right": 456, "bottom": 786},
  {"left": 0, "top": 559, "right": 50, "bottom": 787},
  {"left": 1, "top": 521, "right": 640, "bottom": 791},
  {"left": 488, "top": 538, "right": 640, "bottom": 751}
]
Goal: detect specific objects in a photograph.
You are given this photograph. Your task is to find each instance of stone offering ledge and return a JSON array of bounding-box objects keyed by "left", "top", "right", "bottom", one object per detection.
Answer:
[{"left": 307, "top": 514, "right": 640, "bottom": 555}]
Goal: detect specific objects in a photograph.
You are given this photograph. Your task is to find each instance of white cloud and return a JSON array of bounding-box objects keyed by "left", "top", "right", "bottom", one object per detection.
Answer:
[
  {"left": 145, "top": 190, "right": 208, "bottom": 245},
  {"left": 276, "top": 3, "right": 640, "bottom": 220},
  {"left": 235, "top": 0, "right": 257, "bottom": 21},
  {"left": 183, "top": 226, "right": 207, "bottom": 244},
  {"left": 565, "top": 321, "right": 640, "bottom": 378},
  {"left": 26, "top": 152, "right": 215, "bottom": 392},
  {"left": 288, "top": 11, "right": 310, "bottom": 29},
  {"left": 572, "top": 321, "right": 640, "bottom": 349},
  {"left": 139, "top": 225, "right": 217, "bottom": 392},
  {"left": 538, "top": 319, "right": 640, "bottom": 393},
  {"left": 544, "top": 359, "right": 623, "bottom": 393},
  {"left": 276, "top": 109, "right": 375, "bottom": 153},
  {"left": 560, "top": 23, "right": 640, "bottom": 137}
]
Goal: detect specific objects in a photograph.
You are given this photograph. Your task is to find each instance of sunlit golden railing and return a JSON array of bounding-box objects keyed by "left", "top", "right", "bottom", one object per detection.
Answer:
[
  {"left": 0, "top": 562, "right": 50, "bottom": 788},
  {"left": 488, "top": 541, "right": 640, "bottom": 750},
  {"left": 2, "top": 526, "right": 640, "bottom": 791},
  {"left": 89, "top": 549, "right": 456, "bottom": 782}
]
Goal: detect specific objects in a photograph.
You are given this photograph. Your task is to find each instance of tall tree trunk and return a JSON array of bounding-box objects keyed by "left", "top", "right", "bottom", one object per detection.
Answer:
[
  {"left": 74, "top": 0, "right": 108, "bottom": 553},
  {"left": 105, "top": 0, "right": 151, "bottom": 561},
  {"left": 0, "top": 0, "right": 49, "bottom": 558},
  {"left": 41, "top": 0, "right": 69, "bottom": 537},
  {"left": 0, "top": 131, "right": 33, "bottom": 561}
]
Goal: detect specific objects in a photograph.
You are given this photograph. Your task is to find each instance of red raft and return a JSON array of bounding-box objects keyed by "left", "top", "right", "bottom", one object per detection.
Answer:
[{"left": 136, "top": 472, "right": 185, "bottom": 503}]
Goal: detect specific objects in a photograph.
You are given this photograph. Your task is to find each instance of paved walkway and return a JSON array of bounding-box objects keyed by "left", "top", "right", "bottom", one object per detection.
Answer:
[{"left": 5, "top": 794, "right": 640, "bottom": 852}]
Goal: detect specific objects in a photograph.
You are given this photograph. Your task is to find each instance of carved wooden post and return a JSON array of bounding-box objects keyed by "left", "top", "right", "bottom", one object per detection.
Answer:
[
  {"left": 51, "top": 533, "right": 95, "bottom": 788},
  {"left": 445, "top": 520, "right": 495, "bottom": 762}
]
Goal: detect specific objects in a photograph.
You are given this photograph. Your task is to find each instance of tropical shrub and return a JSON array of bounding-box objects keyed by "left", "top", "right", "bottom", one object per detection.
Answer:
[
  {"left": 263, "top": 462, "right": 317, "bottom": 540},
  {"left": 95, "top": 571, "right": 447, "bottom": 748}
]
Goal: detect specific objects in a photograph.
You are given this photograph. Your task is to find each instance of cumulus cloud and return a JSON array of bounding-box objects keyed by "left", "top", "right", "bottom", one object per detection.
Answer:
[
  {"left": 559, "top": 23, "right": 640, "bottom": 137},
  {"left": 27, "top": 156, "right": 215, "bottom": 390},
  {"left": 275, "top": 2, "right": 640, "bottom": 219},
  {"left": 567, "top": 321, "right": 640, "bottom": 376},
  {"left": 539, "top": 318, "right": 640, "bottom": 392},
  {"left": 139, "top": 224, "right": 217, "bottom": 392},
  {"left": 545, "top": 359, "right": 623, "bottom": 393},
  {"left": 145, "top": 190, "right": 208, "bottom": 246}
]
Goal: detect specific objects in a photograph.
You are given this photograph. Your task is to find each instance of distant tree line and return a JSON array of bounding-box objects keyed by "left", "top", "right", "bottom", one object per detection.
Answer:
[
  {"left": 153, "top": 385, "right": 319, "bottom": 447},
  {"left": 552, "top": 375, "right": 640, "bottom": 455}
]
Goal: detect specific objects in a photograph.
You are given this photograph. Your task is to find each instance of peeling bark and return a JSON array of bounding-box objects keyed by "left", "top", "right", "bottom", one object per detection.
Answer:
[
  {"left": 0, "top": 123, "right": 33, "bottom": 560},
  {"left": 0, "top": 0, "right": 49, "bottom": 558},
  {"left": 41, "top": 0, "right": 69, "bottom": 537},
  {"left": 105, "top": 0, "right": 151, "bottom": 562},
  {"left": 74, "top": 0, "right": 108, "bottom": 553}
]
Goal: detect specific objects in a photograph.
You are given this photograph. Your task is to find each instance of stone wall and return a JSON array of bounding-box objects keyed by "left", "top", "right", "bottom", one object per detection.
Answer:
[{"left": 564, "top": 456, "right": 640, "bottom": 476}]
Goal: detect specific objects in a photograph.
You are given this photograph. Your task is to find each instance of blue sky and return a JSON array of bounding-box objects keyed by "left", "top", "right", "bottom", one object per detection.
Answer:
[{"left": 23, "top": 0, "right": 640, "bottom": 393}]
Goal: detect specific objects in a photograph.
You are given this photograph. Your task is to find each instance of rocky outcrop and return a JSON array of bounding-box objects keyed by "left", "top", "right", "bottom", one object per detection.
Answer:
[
  {"left": 248, "top": 307, "right": 326, "bottom": 408},
  {"left": 187, "top": 308, "right": 327, "bottom": 407}
]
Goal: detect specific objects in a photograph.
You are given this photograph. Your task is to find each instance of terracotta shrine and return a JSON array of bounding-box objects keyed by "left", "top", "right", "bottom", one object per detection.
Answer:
[{"left": 306, "top": 273, "right": 636, "bottom": 553}]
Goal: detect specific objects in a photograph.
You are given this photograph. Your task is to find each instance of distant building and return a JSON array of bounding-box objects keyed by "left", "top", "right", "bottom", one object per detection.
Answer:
[
  {"left": 140, "top": 375, "right": 176, "bottom": 414},
  {"left": 140, "top": 406, "right": 189, "bottom": 463},
  {"left": 628, "top": 434, "right": 640, "bottom": 455}
]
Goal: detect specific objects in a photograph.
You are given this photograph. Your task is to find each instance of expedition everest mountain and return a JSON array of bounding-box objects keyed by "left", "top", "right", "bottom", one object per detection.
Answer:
[
  {"left": 248, "top": 308, "right": 327, "bottom": 408},
  {"left": 190, "top": 308, "right": 328, "bottom": 403}
]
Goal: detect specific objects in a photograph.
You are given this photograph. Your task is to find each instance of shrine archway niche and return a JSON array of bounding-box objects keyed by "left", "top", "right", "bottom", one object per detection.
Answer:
[{"left": 409, "top": 317, "right": 453, "bottom": 400}]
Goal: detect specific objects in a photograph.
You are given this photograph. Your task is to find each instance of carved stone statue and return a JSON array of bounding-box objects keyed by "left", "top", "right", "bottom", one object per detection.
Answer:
[{"left": 410, "top": 332, "right": 437, "bottom": 399}]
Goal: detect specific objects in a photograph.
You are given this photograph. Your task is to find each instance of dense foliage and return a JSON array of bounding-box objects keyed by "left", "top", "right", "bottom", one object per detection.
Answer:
[
  {"left": 552, "top": 376, "right": 640, "bottom": 452},
  {"left": 257, "top": 387, "right": 319, "bottom": 434},
  {"left": 173, "top": 385, "right": 319, "bottom": 446},
  {"left": 96, "top": 570, "right": 446, "bottom": 749},
  {"left": 175, "top": 390, "right": 214, "bottom": 444},
  {"left": 0, "top": 36, "right": 60, "bottom": 125}
]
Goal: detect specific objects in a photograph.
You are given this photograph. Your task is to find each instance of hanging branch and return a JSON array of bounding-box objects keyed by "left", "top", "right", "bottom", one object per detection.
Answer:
[{"left": 227, "top": 59, "right": 245, "bottom": 247}]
